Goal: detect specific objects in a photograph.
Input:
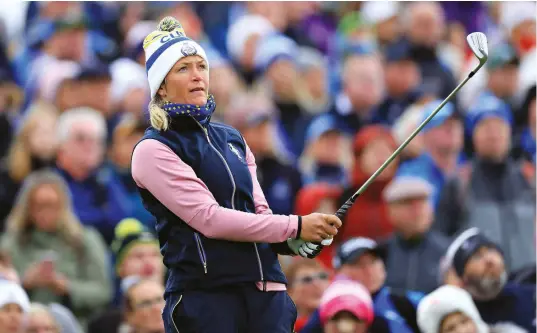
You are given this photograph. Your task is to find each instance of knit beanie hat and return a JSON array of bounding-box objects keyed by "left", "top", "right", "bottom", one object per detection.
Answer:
[
  {"left": 112, "top": 218, "right": 159, "bottom": 274},
  {"left": 417, "top": 285, "right": 488, "bottom": 333},
  {"left": 319, "top": 280, "right": 374, "bottom": 327},
  {"left": 143, "top": 16, "right": 209, "bottom": 98},
  {"left": 0, "top": 279, "right": 30, "bottom": 312},
  {"left": 441, "top": 228, "right": 503, "bottom": 278}
]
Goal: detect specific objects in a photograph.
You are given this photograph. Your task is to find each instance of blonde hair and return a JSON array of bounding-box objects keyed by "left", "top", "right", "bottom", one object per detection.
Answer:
[
  {"left": 148, "top": 94, "right": 170, "bottom": 131},
  {"left": 6, "top": 100, "right": 58, "bottom": 182},
  {"left": 28, "top": 303, "right": 60, "bottom": 333},
  {"left": 6, "top": 170, "right": 83, "bottom": 250}
]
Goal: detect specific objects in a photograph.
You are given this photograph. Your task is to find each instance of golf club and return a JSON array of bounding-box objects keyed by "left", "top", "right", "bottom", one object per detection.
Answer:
[{"left": 319, "top": 32, "right": 488, "bottom": 246}]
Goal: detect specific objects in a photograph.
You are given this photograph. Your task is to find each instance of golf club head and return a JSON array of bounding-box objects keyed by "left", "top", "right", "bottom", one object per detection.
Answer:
[{"left": 467, "top": 32, "right": 488, "bottom": 73}]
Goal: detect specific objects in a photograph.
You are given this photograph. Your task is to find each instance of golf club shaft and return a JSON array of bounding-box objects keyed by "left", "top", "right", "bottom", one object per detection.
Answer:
[{"left": 334, "top": 73, "right": 472, "bottom": 221}]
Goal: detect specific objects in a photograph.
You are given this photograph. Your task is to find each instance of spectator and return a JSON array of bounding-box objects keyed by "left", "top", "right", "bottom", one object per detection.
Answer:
[
  {"left": 479, "top": 43, "right": 520, "bottom": 106},
  {"left": 382, "top": 176, "right": 450, "bottom": 293},
  {"left": 373, "top": 38, "right": 423, "bottom": 125},
  {"left": 513, "top": 84, "right": 536, "bottom": 163},
  {"left": 55, "top": 107, "right": 132, "bottom": 244},
  {"left": 226, "top": 14, "right": 275, "bottom": 81},
  {"left": 109, "top": 117, "right": 154, "bottom": 227},
  {"left": 361, "top": 1, "right": 401, "bottom": 48},
  {"left": 225, "top": 91, "right": 302, "bottom": 216},
  {"left": 0, "top": 170, "right": 112, "bottom": 326},
  {"left": 0, "top": 279, "right": 29, "bottom": 333},
  {"left": 299, "top": 114, "right": 349, "bottom": 186},
  {"left": 330, "top": 53, "right": 384, "bottom": 135},
  {"left": 0, "top": 55, "right": 22, "bottom": 158},
  {"left": 285, "top": 258, "right": 330, "bottom": 332},
  {"left": 417, "top": 285, "right": 526, "bottom": 333},
  {"left": 25, "top": 303, "right": 63, "bottom": 333},
  {"left": 111, "top": 218, "right": 164, "bottom": 304},
  {"left": 301, "top": 237, "right": 424, "bottom": 333},
  {"left": 337, "top": 125, "right": 398, "bottom": 243},
  {"left": 294, "top": 183, "right": 343, "bottom": 269},
  {"left": 440, "top": 228, "right": 536, "bottom": 332},
  {"left": 123, "top": 279, "right": 165, "bottom": 333},
  {"left": 397, "top": 100, "right": 464, "bottom": 209},
  {"left": 402, "top": 2, "right": 457, "bottom": 100},
  {"left": 319, "top": 280, "right": 374, "bottom": 333},
  {"left": 109, "top": 58, "right": 150, "bottom": 123},
  {"left": 0, "top": 101, "right": 59, "bottom": 228},
  {"left": 254, "top": 33, "right": 312, "bottom": 156},
  {"left": 436, "top": 94, "right": 535, "bottom": 272},
  {"left": 295, "top": 47, "right": 330, "bottom": 115}
]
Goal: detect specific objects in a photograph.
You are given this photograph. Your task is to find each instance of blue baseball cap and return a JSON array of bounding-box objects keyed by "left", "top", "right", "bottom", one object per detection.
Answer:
[
  {"left": 466, "top": 93, "right": 513, "bottom": 135},
  {"left": 332, "top": 237, "right": 385, "bottom": 269},
  {"left": 254, "top": 34, "right": 298, "bottom": 73},
  {"left": 384, "top": 38, "right": 414, "bottom": 63},
  {"left": 305, "top": 114, "right": 340, "bottom": 146},
  {"left": 421, "top": 100, "right": 458, "bottom": 132}
]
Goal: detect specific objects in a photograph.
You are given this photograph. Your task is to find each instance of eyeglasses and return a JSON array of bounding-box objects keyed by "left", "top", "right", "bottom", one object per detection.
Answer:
[
  {"left": 133, "top": 296, "right": 165, "bottom": 311},
  {"left": 293, "top": 272, "right": 329, "bottom": 285}
]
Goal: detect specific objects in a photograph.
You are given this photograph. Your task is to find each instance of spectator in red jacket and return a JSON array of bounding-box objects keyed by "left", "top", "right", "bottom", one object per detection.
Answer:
[{"left": 337, "top": 125, "right": 399, "bottom": 243}]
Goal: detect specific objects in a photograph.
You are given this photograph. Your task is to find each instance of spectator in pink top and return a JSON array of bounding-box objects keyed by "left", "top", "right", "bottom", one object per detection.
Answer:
[{"left": 131, "top": 17, "right": 341, "bottom": 333}]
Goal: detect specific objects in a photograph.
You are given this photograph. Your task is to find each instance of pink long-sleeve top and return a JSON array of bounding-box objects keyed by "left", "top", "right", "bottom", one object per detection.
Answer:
[{"left": 131, "top": 139, "right": 299, "bottom": 291}]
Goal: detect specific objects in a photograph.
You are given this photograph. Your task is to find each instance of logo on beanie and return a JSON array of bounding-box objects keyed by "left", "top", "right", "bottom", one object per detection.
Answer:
[{"left": 181, "top": 42, "right": 198, "bottom": 57}]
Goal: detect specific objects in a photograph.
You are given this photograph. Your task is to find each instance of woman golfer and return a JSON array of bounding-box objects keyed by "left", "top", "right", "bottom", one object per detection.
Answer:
[{"left": 131, "top": 17, "right": 341, "bottom": 333}]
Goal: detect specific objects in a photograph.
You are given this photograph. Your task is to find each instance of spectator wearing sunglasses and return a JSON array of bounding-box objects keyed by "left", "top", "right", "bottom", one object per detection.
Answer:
[
  {"left": 285, "top": 258, "right": 330, "bottom": 332},
  {"left": 123, "top": 279, "right": 165, "bottom": 333}
]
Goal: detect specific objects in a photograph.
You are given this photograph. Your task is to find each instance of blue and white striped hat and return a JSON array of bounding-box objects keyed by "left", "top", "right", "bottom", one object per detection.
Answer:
[{"left": 143, "top": 17, "right": 209, "bottom": 98}]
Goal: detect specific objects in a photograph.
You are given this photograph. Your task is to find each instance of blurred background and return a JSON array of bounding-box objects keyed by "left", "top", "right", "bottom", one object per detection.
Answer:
[{"left": 0, "top": 1, "right": 535, "bottom": 333}]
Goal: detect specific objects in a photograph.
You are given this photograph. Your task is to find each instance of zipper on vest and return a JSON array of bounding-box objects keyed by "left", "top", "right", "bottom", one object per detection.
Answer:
[
  {"left": 194, "top": 121, "right": 265, "bottom": 285},
  {"left": 194, "top": 232, "right": 208, "bottom": 274}
]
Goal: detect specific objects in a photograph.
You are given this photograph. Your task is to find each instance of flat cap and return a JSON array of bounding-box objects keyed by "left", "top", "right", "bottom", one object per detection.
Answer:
[{"left": 383, "top": 176, "right": 433, "bottom": 203}]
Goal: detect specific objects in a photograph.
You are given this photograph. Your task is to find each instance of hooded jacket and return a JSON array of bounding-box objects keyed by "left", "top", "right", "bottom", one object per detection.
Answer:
[{"left": 336, "top": 126, "right": 398, "bottom": 243}]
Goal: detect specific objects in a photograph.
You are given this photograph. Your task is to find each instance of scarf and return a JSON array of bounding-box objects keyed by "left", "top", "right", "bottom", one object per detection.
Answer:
[{"left": 162, "top": 94, "right": 216, "bottom": 122}]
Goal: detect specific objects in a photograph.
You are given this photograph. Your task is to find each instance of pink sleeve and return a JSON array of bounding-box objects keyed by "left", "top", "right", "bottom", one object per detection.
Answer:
[
  {"left": 131, "top": 139, "right": 298, "bottom": 242},
  {"left": 245, "top": 143, "right": 272, "bottom": 215}
]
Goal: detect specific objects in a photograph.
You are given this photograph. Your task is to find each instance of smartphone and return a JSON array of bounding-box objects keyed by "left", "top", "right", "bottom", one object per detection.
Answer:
[{"left": 39, "top": 250, "right": 58, "bottom": 267}]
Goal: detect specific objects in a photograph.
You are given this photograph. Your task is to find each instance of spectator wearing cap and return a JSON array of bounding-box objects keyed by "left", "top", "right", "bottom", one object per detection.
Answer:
[
  {"left": 226, "top": 14, "right": 276, "bottom": 82},
  {"left": 225, "top": 91, "right": 302, "bottom": 215},
  {"left": 294, "top": 183, "right": 343, "bottom": 269},
  {"left": 319, "top": 280, "right": 374, "bottom": 333},
  {"left": 328, "top": 52, "right": 383, "bottom": 135},
  {"left": 417, "top": 285, "right": 526, "bottom": 333},
  {"left": 337, "top": 125, "right": 398, "bottom": 243},
  {"left": 88, "top": 219, "right": 163, "bottom": 333},
  {"left": 285, "top": 258, "right": 330, "bottom": 332},
  {"left": 0, "top": 280, "right": 29, "bottom": 333},
  {"left": 397, "top": 100, "right": 464, "bottom": 209},
  {"left": 299, "top": 114, "right": 349, "bottom": 186},
  {"left": 302, "top": 237, "right": 424, "bottom": 333},
  {"left": 439, "top": 228, "right": 536, "bottom": 332},
  {"left": 109, "top": 117, "right": 155, "bottom": 227},
  {"left": 435, "top": 93, "right": 535, "bottom": 273},
  {"left": 382, "top": 176, "right": 450, "bottom": 293},
  {"left": 372, "top": 38, "right": 424, "bottom": 126},
  {"left": 254, "top": 33, "right": 312, "bottom": 156},
  {"left": 0, "top": 101, "right": 59, "bottom": 228},
  {"left": 402, "top": 3, "right": 457, "bottom": 101},
  {"left": 295, "top": 47, "right": 330, "bottom": 115},
  {"left": 0, "top": 170, "right": 111, "bottom": 327},
  {"left": 55, "top": 107, "right": 133, "bottom": 244},
  {"left": 479, "top": 43, "right": 520, "bottom": 108},
  {"left": 361, "top": 1, "right": 401, "bottom": 48}
]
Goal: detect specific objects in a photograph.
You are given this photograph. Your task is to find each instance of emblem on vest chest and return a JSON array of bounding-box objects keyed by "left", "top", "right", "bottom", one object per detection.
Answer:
[{"left": 228, "top": 143, "right": 244, "bottom": 162}]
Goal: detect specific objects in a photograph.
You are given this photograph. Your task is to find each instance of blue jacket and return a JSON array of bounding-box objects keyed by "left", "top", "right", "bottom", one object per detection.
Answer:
[
  {"left": 135, "top": 118, "right": 289, "bottom": 295},
  {"left": 300, "top": 286, "right": 423, "bottom": 333},
  {"left": 56, "top": 166, "right": 132, "bottom": 245},
  {"left": 475, "top": 283, "right": 536, "bottom": 332}
]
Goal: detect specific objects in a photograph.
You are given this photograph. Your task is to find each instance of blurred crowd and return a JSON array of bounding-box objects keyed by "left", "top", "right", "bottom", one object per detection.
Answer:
[{"left": 0, "top": 1, "right": 535, "bottom": 333}]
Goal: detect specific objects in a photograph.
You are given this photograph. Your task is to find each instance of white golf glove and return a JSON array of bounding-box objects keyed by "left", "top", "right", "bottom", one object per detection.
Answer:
[{"left": 286, "top": 237, "right": 333, "bottom": 259}]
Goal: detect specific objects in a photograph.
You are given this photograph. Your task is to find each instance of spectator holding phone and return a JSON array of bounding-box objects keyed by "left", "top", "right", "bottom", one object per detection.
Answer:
[{"left": 0, "top": 170, "right": 112, "bottom": 327}]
